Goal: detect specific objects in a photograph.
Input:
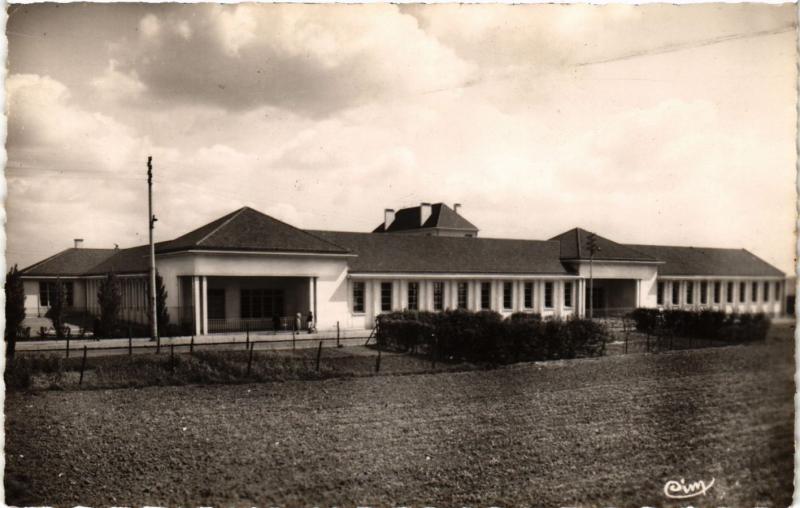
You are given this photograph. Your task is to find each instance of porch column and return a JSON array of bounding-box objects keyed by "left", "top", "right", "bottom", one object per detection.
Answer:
[
  {"left": 635, "top": 279, "right": 641, "bottom": 309},
  {"left": 192, "top": 276, "right": 202, "bottom": 336},
  {"left": 309, "top": 277, "right": 317, "bottom": 323},
  {"left": 201, "top": 276, "right": 208, "bottom": 335}
]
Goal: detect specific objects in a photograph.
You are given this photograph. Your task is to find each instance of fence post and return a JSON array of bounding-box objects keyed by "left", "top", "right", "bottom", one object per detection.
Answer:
[
  {"left": 128, "top": 334, "right": 133, "bottom": 357},
  {"left": 292, "top": 328, "right": 296, "bottom": 351},
  {"left": 337, "top": 321, "right": 341, "bottom": 348},
  {"left": 170, "top": 343, "right": 175, "bottom": 367},
  {"left": 79, "top": 345, "right": 87, "bottom": 385},
  {"left": 316, "top": 341, "right": 323, "bottom": 372},
  {"left": 190, "top": 335, "right": 194, "bottom": 355},
  {"left": 375, "top": 348, "right": 382, "bottom": 373},
  {"left": 431, "top": 334, "right": 437, "bottom": 369},
  {"left": 246, "top": 325, "right": 250, "bottom": 350},
  {"left": 66, "top": 335, "right": 70, "bottom": 359},
  {"left": 247, "top": 342, "right": 254, "bottom": 376}
]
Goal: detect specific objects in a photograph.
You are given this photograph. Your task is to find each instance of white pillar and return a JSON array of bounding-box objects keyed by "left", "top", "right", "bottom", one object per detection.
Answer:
[
  {"left": 192, "top": 276, "right": 202, "bottom": 336},
  {"left": 201, "top": 276, "right": 208, "bottom": 335}
]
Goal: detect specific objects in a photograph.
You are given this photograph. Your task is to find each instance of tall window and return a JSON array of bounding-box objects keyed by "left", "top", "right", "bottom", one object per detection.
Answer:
[
  {"left": 763, "top": 281, "right": 770, "bottom": 302},
  {"left": 544, "top": 282, "right": 554, "bottom": 309},
  {"left": 502, "top": 282, "right": 513, "bottom": 310},
  {"left": 657, "top": 281, "right": 664, "bottom": 305},
  {"left": 407, "top": 282, "right": 419, "bottom": 311},
  {"left": 39, "top": 281, "right": 74, "bottom": 307},
  {"left": 700, "top": 281, "right": 708, "bottom": 304},
  {"left": 352, "top": 281, "right": 365, "bottom": 313},
  {"left": 713, "top": 282, "right": 721, "bottom": 304},
  {"left": 727, "top": 282, "right": 734, "bottom": 303},
  {"left": 433, "top": 282, "right": 444, "bottom": 311},
  {"left": 523, "top": 282, "right": 533, "bottom": 309},
  {"left": 672, "top": 283, "right": 680, "bottom": 305},
  {"left": 241, "top": 289, "right": 284, "bottom": 318},
  {"left": 686, "top": 282, "right": 694, "bottom": 305},
  {"left": 480, "top": 282, "right": 491, "bottom": 310},
  {"left": 774, "top": 281, "right": 781, "bottom": 301},
  {"left": 564, "top": 282, "right": 573, "bottom": 308},
  {"left": 739, "top": 282, "right": 746, "bottom": 303},
  {"left": 751, "top": 281, "right": 759, "bottom": 302},
  {"left": 380, "top": 282, "right": 392, "bottom": 312},
  {"left": 457, "top": 282, "right": 468, "bottom": 309}
]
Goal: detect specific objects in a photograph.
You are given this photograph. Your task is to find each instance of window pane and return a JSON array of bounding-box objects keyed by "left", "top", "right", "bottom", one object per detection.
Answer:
[
  {"left": 408, "top": 282, "right": 418, "bottom": 311},
  {"left": 457, "top": 282, "right": 468, "bottom": 309},
  {"left": 657, "top": 281, "right": 664, "bottom": 305},
  {"left": 713, "top": 282, "right": 721, "bottom": 304},
  {"left": 502, "top": 282, "right": 513, "bottom": 310},
  {"left": 544, "top": 282, "right": 553, "bottom": 309},
  {"left": 524, "top": 282, "right": 533, "bottom": 309},
  {"left": 480, "top": 282, "right": 491, "bottom": 310},
  {"left": 752, "top": 282, "right": 759, "bottom": 302},
  {"left": 727, "top": 282, "right": 734, "bottom": 303},
  {"left": 39, "top": 282, "right": 49, "bottom": 306},
  {"left": 672, "top": 283, "right": 679, "bottom": 305},
  {"left": 686, "top": 282, "right": 694, "bottom": 305},
  {"left": 739, "top": 282, "right": 746, "bottom": 302},
  {"left": 433, "top": 282, "right": 444, "bottom": 311},
  {"left": 380, "top": 282, "right": 393, "bottom": 312},
  {"left": 564, "top": 282, "right": 573, "bottom": 308},
  {"left": 353, "top": 282, "right": 365, "bottom": 313},
  {"left": 763, "top": 281, "right": 770, "bottom": 302},
  {"left": 700, "top": 281, "right": 707, "bottom": 304}
]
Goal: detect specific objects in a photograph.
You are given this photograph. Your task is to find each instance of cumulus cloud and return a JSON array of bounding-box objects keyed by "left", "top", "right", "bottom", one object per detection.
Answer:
[{"left": 109, "top": 4, "right": 475, "bottom": 117}]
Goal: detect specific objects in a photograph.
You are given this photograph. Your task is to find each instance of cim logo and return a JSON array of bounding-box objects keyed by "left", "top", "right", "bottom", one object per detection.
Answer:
[{"left": 663, "top": 477, "right": 715, "bottom": 499}]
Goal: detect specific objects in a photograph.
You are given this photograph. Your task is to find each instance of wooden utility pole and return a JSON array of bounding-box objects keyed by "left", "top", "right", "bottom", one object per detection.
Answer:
[
  {"left": 586, "top": 232, "right": 600, "bottom": 320},
  {"left": 148, "top": 156, "right": 159, "bottom": 347}
]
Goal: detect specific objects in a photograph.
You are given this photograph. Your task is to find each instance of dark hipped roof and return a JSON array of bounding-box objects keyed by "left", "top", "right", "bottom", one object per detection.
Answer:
[
  {"left": 626, "top": 244, "right": 784, "bottom": 277},
  {"left": 310, "top": 231, "right": 571, "bottom": 274},
  {"left": 373, "top": 203, "right": 479, "bottom": 233},
  {"left": 85, "top": 245, "right": 150, "bottom": 275},
  {"left": 156, "top": 207, "right": 349, "bottom": 255},
  {"left": 550, "top": 228, "right": 659, "bottom": 262},
  {"left": 20, "top": 248, "right": 117, "bottom": 277}
]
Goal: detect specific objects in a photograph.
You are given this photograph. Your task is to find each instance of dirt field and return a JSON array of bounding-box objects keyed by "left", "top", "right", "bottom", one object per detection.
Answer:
[{"left": 6, "top": 338, "right": 793, "bottom": 507}]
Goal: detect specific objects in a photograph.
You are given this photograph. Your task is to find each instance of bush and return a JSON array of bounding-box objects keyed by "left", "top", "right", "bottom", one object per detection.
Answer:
[
  {"left": 628, "top": 308, "right": 770, "bottom": 343},
  {"left": 376, "top": 310, "right": 608, "bottom": 365}
]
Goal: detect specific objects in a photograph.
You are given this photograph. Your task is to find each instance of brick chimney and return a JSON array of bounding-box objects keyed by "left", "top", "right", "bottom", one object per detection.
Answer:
[
  {"left": 384, "top": 208, "right": 395, "bottom": 230},
  {"left": 454, "top": 203, "right": 461, "bottom": 215},
  {"left": 74, "top": 238, "right": 84, "bottom": 249},
  {"left": 420, "top": 203, "right": 432, "bottom": 226}
]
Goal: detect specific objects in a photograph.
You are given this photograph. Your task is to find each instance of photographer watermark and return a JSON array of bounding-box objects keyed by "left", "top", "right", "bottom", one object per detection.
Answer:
[{"left": 663, "top": 477, "right": 715, "bottom": 499}]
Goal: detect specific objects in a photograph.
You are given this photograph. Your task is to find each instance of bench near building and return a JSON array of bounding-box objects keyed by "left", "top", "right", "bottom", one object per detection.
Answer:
[{"left": 20, "top": 203, "right": 787, "bottom": 335}]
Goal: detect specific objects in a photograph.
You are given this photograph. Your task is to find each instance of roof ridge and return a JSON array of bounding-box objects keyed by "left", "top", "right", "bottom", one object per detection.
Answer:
[
  {"left": 196, "top": 207, "right": 250, "bottom": 246},
  {"left": 238, "top": 207, "right": 351, "bottom": 253}
]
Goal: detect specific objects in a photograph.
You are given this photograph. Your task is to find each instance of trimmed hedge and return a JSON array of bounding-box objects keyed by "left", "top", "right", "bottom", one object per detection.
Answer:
[
  {"left": 629, "top": 308, "right": 770, "bottom": 343},
  {"left": 376, "top": 309, "right": 608, "bottom": 365}
]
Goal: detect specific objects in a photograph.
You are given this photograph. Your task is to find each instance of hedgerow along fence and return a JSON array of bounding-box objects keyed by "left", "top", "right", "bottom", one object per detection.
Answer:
[
  {"left": 626, "top": 308, "right": 771, "bottom": 352},
  {"left": 375, "top": 310, "right": 610, "bottom": 364}
]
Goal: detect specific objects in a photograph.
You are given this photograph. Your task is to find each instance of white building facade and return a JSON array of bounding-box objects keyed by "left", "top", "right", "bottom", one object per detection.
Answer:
[{"left": 20, "top": 203, "right": 787, "bottom": 334}]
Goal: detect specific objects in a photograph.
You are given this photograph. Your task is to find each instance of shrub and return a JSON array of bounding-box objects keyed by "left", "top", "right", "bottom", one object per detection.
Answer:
[{"left": 97, "top": 272, "right": 122, "bottom": 338}]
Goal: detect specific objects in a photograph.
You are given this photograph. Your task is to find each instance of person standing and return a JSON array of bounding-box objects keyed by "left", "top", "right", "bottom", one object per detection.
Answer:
[{"left": 307, "top": 311, "right": 315, "bottom": 333}]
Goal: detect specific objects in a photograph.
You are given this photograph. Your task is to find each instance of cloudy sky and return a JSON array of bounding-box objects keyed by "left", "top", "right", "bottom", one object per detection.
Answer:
[{"left": 5, "top": 3, "right": 797, "bottom": 272}]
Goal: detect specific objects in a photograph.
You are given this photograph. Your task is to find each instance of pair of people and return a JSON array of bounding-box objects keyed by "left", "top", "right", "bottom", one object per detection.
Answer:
[{"left": 292, "top": 312, "right": 316, "bottom": 333}]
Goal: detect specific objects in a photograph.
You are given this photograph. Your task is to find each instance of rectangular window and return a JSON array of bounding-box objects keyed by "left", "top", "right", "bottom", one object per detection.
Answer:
[
  {"left": 564, "top": 282, "right": 573, "bottom": 308},
  {"left": 686, "top": 282, "right": 694, "bottom": 305},
  {"left": 407, "top": 282, "right": 419, "bottom": 311},
  {"left": 672, "top": 283, "right": 680, "bottom": 305},
  {"left": 380, "top": 282, "right": 392, "bottom": 312},
  {"left": 39, "top": 281, "right": 73, "bottom": 307},
  {"left": 523, "top": 282, "right": 533, "bottom": 309},
  {"left": 352, "top": 282, "right": 365, "bottom": 313},
  {"left": 763, "top": 281, "right": 770, "bottom": 302},
  {"left": 700, "top": 281, "right": 708, "bottom": 304},
  {"left": 544, "top": 282, "right": 554, "bottom": 309},
  {"left": 241, "top": 289, "right": 284, "bottom": 318},
  {"left": 433, "top": 282, "right": 444, "bottom": 311},
  {"left": 502, "top": 282, "right": 513, "bottom": 310},
  {"left": 713, "top": 282, "right": 721, "bottom": 304},
  {"left": 739, "top": 282, "right": 746, "bottom": 303},
  {"left": 727, "top": 282, "right": 734, "bottom": 303},
  {"left": 657, "top": 281, "right": 664, "bottom": 305},
  {"left": 457, "top": 282, "right": 468, "bottom": 309},
  {"left": 774, "top": 281, "right": 781, "bottom": 301},
  {"left": 480, "top": 282, "right": 491, "bottom": 310},
  {"left": 752, "top": 282, "right": 759, "bottom": 302}
]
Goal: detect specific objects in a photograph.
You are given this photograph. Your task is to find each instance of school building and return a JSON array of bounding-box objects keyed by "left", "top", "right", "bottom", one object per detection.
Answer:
[{"left": 19, "top": 203, "right": 787, "bottom": 334}]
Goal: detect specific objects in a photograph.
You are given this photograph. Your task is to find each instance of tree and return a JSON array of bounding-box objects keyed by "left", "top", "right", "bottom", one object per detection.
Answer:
[
  {"left": 97, "top": 272, "right": 122, "bottom": 338},
  {"left": 5, "top": 265, "right": 25, "bottom": 360},
  {"left": 45, "top": 278, "right": 66, "bottom": 339},
  {"left": 155, "top": 270, "right": 170, "bottom": 337}
]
